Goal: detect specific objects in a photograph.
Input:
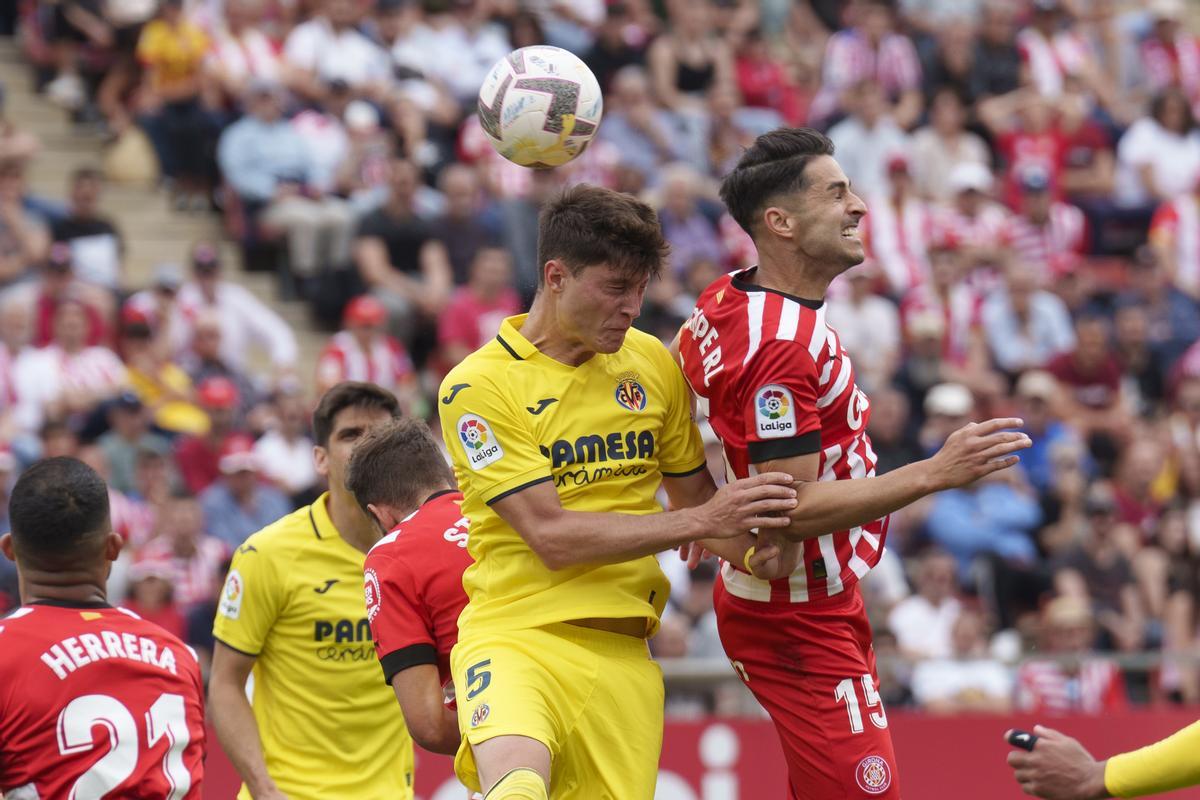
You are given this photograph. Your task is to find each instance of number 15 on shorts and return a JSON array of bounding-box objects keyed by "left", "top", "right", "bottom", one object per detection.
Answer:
[{"left": 835, "top": 675, "right": 888, "bottom": 734}]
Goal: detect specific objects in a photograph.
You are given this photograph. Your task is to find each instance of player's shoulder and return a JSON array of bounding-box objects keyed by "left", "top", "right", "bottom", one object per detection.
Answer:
[
  {"left": 239, "top": 503, "right": 319, "bottom": 554},
  {"left": 620, "top": 326, "right": 673, "bottom": 367},
  {"left": 440, "top": 338, "right": 508, "bottom": 395}
]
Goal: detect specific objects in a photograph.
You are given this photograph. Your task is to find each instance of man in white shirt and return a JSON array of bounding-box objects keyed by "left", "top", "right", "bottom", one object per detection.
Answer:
[
  {"left": 174, "top": 243, "right": 298, "bottom": 375},
  {"left": 828, "top": 79, "right": 911, "bottom": 198},
  {"left": 887, "top": 548, "right": 963, "bottom": 660},
  {"left": 283, "top": 0, "right": 391, "bottom": 102}
]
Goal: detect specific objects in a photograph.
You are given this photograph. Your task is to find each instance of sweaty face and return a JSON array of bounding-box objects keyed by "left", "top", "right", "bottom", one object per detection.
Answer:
[
  {"left": 318, "top": 406, "right": 397, "bottom": 487},
  {"left": 556, "top": 263, "right": 649, "bottom": 355},
  {"left": 784, "top": 156, "right": 867, "bottom": 273}
]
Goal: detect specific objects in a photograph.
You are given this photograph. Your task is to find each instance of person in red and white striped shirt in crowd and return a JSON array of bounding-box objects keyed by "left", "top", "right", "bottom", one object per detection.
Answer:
[
  {"left": 809, "top": 0, "right": 923, "bottom": 129},
  {"left": 1015, "top": 596, "right": 1127, "bottom": 715},
  {"left": 1140, "top": 0, "right": 1200, "bottom": 114},
  {"left": 316, "top": 294, "right": 416, "bottom": 405},
  {"left": 930, "top": 162, "right": 1012, "bottom": 286},
  {"left": 203, "top": 0, "right": 284, "bottom": 107},
  {"left": 137, "top": 491, "right": 231, "bottom": 612},
  {"left": 902, "top": 232, "right": 988, "bottom": 372},
  {"left": 862, "top": 153, "right": 930, "bottom": 295},
  {"left": 1016, "top": 0, "right": 1103, "bottom": 101},
  {"left": 1149, "top": 178, "right": 1200, "bottom": 300},
  {"left": 13, "top": 297, "right": 127, "bottom": 436},
  {"left": 1006, "top": 168, "right": 1088, "bottom": 280}
]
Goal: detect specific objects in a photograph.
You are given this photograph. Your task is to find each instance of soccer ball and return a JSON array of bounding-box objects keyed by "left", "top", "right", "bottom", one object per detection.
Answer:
[{"left": 477, "top": 46, "right": 603, "bottom": 169}]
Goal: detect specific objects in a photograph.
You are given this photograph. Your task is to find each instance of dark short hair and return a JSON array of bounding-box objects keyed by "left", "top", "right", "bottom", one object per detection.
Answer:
[
  {"left": 345, "top": 418, "right": 453, "bottom": 517},
  {"left": 71, "top": 166, "right": 104, "bottom": 184},
  {"left": 312, "top": 382, "right": 401, "bottom": 447},
  {"left": 9, "top": 457, "right": 110, "bottom": 562},
  {"left": 536, "top": 184, "right": 668, "bottom": 285},
  {"left": 719, "top": 127, "right": 835, "bottom": 236}
]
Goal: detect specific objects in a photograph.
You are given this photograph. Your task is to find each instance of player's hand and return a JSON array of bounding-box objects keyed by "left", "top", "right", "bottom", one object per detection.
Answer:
[
  {"left": 251, "top": 786, "right": 290, "bottom": 800},
  {"left": 679, "top": 541, "right": 712, "bottom": 569},
  {"left": 749, "top": 530, "right": 802, "bottom": 580},
  {"left": 1004, "top": 725, "right": 1111, "bottom": 800},
  {"left": 699, "top": 472, "right": 797, "bottom": 539},
  {"left": 926, "top": 418, "right": 1032, "bottom": 490}
]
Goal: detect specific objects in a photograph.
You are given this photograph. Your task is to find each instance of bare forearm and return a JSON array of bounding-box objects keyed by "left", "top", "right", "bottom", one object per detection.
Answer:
[
  {"left": 782, "top": 461, "right": 936, "bottom": 541},
  {"left": 210, "top": 681, "right": 277, "bottom": 794},
  {"left": 531, "top": 507, "right": 709, "bottom": 569}
]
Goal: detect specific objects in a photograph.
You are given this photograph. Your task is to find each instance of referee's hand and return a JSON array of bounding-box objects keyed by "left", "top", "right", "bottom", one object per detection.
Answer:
[{"left": 1004, "top": 725, "right": 1112, "bottom": 800}]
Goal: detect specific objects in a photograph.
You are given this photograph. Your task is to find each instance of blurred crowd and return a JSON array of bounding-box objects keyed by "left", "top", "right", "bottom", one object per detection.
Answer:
[{"left": 2, "top": 0, "right": 1200, "bottom": 716}]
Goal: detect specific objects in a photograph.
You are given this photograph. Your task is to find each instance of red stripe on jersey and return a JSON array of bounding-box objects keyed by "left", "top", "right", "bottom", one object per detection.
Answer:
[{"left": 679, "top": 270, "right": 888, "bottom": 604}]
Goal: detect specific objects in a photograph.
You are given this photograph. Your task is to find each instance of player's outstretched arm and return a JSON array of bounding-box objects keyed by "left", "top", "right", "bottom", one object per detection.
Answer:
[
  {"left": 391, "top": 665, "right": 461, "bottom": 755},
  {"left": 491, "top": 472, "right": 798, "bottom": 570},
  {"left": 759, "top": 418, "right": 1032, "bottom": 542},
  {"left": 210, "top": 643, "right": 289, "bottom": 800}
]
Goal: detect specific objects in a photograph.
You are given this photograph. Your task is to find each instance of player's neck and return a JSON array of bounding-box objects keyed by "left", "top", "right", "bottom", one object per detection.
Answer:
[
  {"left": 19, "top": 568, "right": 108, "bottom": 607},
  {"left": 325, "top": 490, "right": 381, "bottom": 554},
  {"left": 522, "top": 300, "right": 596, "bottom": 367},
  {"left": 754, "top": 250, "right": 832, "bottom": 302}
]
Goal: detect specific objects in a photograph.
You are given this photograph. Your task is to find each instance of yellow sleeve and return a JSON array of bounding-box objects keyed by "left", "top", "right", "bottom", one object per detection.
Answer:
[
  {"left": 1105, "top": 719, "right": 1200, "bottom": 798},
  {"left": 212, "top": 537, "right": 286, "bottom": 656},
  {"left": 652, "top": 342, "right": 707, "bottom": 477},
  {"left": 438, "top": 374, "right": 552, "bottom": 504},
  {"left": 136, "top": 22, "right": 161, "bottom": 65}
]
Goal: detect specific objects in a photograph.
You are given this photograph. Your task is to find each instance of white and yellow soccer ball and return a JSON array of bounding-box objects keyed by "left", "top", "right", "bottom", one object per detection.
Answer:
[{"left": 477, "top": 45, "right": 603, "bottom": 169}]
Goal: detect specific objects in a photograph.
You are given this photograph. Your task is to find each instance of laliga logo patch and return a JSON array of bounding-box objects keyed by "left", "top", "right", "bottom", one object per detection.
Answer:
[
  {"left": 458, "top": 414, "right": 504, "bottom": 470},
  {"left": 364, "top": 568, "right": 381, "bottom": 623},
  {"left": 754, "top": 385, "right": 796, "bottom": 438},
  {"left": 855, "top": 755, "right": 892, "bottom": 794},
  {"left": 219, "top": 570, "right": 244, "bottom": 620},
  {"left": 615, "top": 373, "right": 647, "bottom": 412},
  {"left": 471, "top": 703, "right": 490, "bottom": 728}
]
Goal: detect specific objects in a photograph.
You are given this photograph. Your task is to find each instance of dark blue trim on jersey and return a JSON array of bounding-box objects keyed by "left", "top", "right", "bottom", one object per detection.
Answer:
[
  {"left": 308, "top": 505, "right": 322, "bottom": 539},
  {"left": 484, "top": 475, "right": 553, "bottom": 506},
  {"left": 496, "top": 335, "right": 523, "bottom": 360},
  {"left": 27, "top": 599, "right": 111, "bottom": 609},
  {"left": 422, "top": 489, "right": 458, "bottom": 506},
  {"left": 748, "top": 429, "right": 822, "bottom": 463},
  {"left": 731, "top": 268, "right": 824, "bottom": 309},
  {"left": 661, "top": 461, "right": 709, "bottom": 478},
  {"left": 214, "top": 636, "right": 260, "bottom": 658},
  {"left": 380, "top": 643, "right": 439, "bottom": 684}
]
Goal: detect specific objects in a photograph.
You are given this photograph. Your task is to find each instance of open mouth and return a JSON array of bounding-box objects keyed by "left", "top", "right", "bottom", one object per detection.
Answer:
[{"left": 841, "top": 224, "right": 860, "bottom": 240}]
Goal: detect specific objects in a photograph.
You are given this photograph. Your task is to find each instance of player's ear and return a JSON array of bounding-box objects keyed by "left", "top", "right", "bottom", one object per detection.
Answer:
[
  {"left": 313, "top": 444, "right": 330, "bottom": 478},
  {"left": 0, "top": 532, "right": 14, "bottom": 563},
  {"left": 543, "top": 260, "right": 567, "bottom": 293},
  {"left": 104, "top": 532, "right": 124, "bottom": 562},
  {"left": 365, "top": 502, "right": 389, "bottom": 531},
  {"left": 763, "top": 206, "right": 795, "bottom": 240}
]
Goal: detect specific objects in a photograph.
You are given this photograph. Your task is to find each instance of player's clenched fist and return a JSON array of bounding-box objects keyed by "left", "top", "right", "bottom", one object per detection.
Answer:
[
  {"left": 1005, "top": 726, "right": 1110, "bottom": 800},
  {"left": 924, "top": 418, "right": 1033, "bottom": 489},
  {"left": 695, "top": 471, "right": 798, "bottom": 538}
]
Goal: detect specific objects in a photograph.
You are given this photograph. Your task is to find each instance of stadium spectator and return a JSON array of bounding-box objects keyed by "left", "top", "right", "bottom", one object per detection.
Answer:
[
  {"left": 316, "top": 294, "right": 416, "bottom": 404},
  {"left": 174, "top": 375, "right": 244, "bottom": 494},
  {"left": 1149, "top": 177, "right": 1200, "bottom": 301},
  {"left": 204, "top": 0, "right": 284, "bottom": 107},
  {"left": 15, "top": 242, "right": 110, "bottom": 348},
  {"left": 598, "top": 66, "right": 688, "bottom": 185},
  {"left": 862, "top": 153, "right": 930, "bottom": 294},
  {"left": 827, "top": 79, "right": 910, "bottom": 199},
  {"left": 930, "top": 162, "right": 1011, "bottom": 278},
  {"left": 657, "top": 163, "right": 722, "bottom": 278},
  {"left": 1114, "top": 302, "right": 1169, "bottom": 413},
  {"left": 1016, "top": 0, "right": 1108, "bottom": 104},
  {"left": 1111, "top": 439, "right": 1169, "bottom": 539},
  {"left": 1046, "top": 314, "right": 1131, "bottom": 445},
  {"left": 1116, "top": 87, "right": 1200, "bottom": 209},
  {"left": 901, "top": 237, "right": 987, "bottom": 376},
  {"left": 733, "top": 27, "right": 806, "bottom": 126},
  {"left": 646, "top": 0, "right": 732, "bottom": 117},
  {"left": 1006, "top": 168, "right": 1089, "bottom": 280},
  {"left": 888, "top": 549, "right": 963, "bottom": 661},
  {"left": 437, "top": 247, "right": 522, "bottom": 374},
  {"left": 910, "top": 90, "right": 987, "bottom": 205},
  {"left": 584, "top": 2, "right": 649, "bottom": 93},
  {"left": 121, "top": 557, "right": 188, "bottom": 640},
  {"left": 139, "top": 491, "right": 230, "bottom": 611},
  {"left": 1139, "top": 0, "right": 1200, "bottom": 110},
  {"left": 981, "top": 255, "right": 1076, "bottom": 376},
  {"left": 354, "top": 158, "right": 452, "bottom": 345},
  {"left": 911, "top": 608, "right": 1013, "bottom": 714},
  {"left": 199, "top": 434, "right": 290, "bottom": 549},
  {"left": 968, "top": 0, "right": 1021, "bottom": 101},
  {"left": 810, "top": 0, "right": 923, "bottom": 128},
  {"left": 1016, "top": 595, "right": 1128, "bottom": 714},
  {"left": 826, "top": 264, "right": 900, "bottom": 393},
  {"left": 178, "top": 308, "right": 259, "bottom": 422},
  {"left": 333, "top": 98, "right": 394, "bottom": 215},
  {"left": 218, "top": 81, "right": 358, "bottom": 289},
  {"left": 430, "top": 163, "right": 501, "bottom": 286},
  {"left": 282, "top": 0, "right": 390, "bottom": 103},
  {"left": 48, "top": 166, "right": 123, "bottom": 290},
  {"left": 252, "top": 390, "right": 318, "bottom": 504},
  {"left": 0, "top": 160, "right": 50, "bottom": 290},
  {"left": 920, "top": 18, "right": 976, "bottom": 105},
  {"left": 175, "top": 242, "right": 298, "bottom": 374},
  {"left": 97, "top": 391, "right": 173, "bottom": 495},
  {"left": 120, "top": 306, "right": 209, "bottom": 436},
  {"left": 867, "top": 387, "right": 923, "bottom": 476},
  {"left": 1013, "top": 370, "right": 1079, "bottom": 496}
]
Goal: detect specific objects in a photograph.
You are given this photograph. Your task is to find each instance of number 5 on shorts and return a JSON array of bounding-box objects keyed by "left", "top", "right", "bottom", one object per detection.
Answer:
[
  {"left": 466, "top": 659, "right": 492, "bottom": 700},
  {"left": 834, "top": 674, "right": 888, "bottom": 734}
]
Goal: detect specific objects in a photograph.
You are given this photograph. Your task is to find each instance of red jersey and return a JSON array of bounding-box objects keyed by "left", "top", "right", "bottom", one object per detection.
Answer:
[
  {"left": 363, "top": 490, "right": 472, "bottom": 693},
  {"left": 679, "top": 269, "right": 888, "bottom": 604},
  {"left": 0, "top": 602, "right": 206, "bottom": 798}
]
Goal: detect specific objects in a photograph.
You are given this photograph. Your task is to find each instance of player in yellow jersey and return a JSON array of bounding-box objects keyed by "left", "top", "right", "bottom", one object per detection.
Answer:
[
  {"left": 209, "top": 383, "right": 413, "bottom": 800},
  {"left": 1006, "top": 721, "right": 1200, "bottom": 798},
  {"left": 438, "top": 184, "right": 800, "bottom": 800}
]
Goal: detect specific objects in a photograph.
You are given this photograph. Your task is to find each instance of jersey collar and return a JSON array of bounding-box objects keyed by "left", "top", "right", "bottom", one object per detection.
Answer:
[
  {"left": 495, "top": 314, "right": 538, "bottom": 360},
  {"left": 309, "top": 492, "right": 337, "bottom": 540},
  {"left": 731, "top": 267, "right": 824, "bottom": 309}
]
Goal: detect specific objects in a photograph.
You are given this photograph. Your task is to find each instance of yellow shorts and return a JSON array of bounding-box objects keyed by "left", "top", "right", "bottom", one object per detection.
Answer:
[{"left": 451, "top": 622, "right": 664, "bottom": 799}]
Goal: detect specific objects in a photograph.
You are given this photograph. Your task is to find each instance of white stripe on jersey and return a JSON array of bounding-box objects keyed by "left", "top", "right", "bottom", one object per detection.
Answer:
[
  {"left": 743, "top": 292, "right": 766, "bottom": 366},
  {"left": 817, "top": 533, "right": 845, "bottom": 596},
  {"left": 817, "top": 353, "right": 853, "bottom": 408},
  {"left": 807, "top": 306, "right": 828, "bottom": 360},
  {"left": 789, "top": 564, "right": 809, "bottom": 602},
  {"left": 845, "top": 527, "right": 872, "bottom": 579},
  {"left": 722, "top": 561, "right": 773, "bottom": 602},
  {"left": 820, "top": 443, "right": 843, "bottom": 482},
  {"left": 776, "top": 299, "right": 800, "bottom": 341}
]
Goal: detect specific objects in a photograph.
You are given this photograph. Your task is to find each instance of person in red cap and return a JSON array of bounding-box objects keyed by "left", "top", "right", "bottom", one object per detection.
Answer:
[
  {"left": 174, "top": 375, "right": 247, "bottom": 494},
  {"left": 315, "top": 294, "right": 416, "bottom": 406},
  {"left": 198, "top": 434, "right": 290, "bottom": 549}
]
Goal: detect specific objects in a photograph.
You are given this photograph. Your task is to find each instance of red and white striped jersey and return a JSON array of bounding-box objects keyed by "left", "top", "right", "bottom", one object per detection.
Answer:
[
  {"left": 1149, "top": 193, "right": 1200, "bottom": 297},
  {"left": 1015, "top": 658, "right": 1126, "bottom": 715},
  {"left": 863, "top": 193, "right": 931, "bottom": 295},
  {"left": 316, "top": 331, "right": 414, "bottom": 394},
  {"left": 1141, "top": 34, "right": 1200, "bottom": 104},
  {"left": 1006, "top": 202, "right": 1088, "bottom": 279},
  {"left": 900, "top": 282, "right": 984, "bottom": 368},
  {"left": 929, "top": 202, "right": 1011, "bottom": 255},
  {"left": 678, "top": 269, "right": 888, "bottom": 604},
  {"left": 137, "top": 535, "right": 232, "bottom": 611},
  {"left": 1017, "top": 27, "right": 1094, "bottom": 98}
]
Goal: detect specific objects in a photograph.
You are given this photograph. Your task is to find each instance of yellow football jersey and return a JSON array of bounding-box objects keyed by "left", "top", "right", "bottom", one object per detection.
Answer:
[
  {"left": 212, "top": 494, "right": 413, "bottom": 799},
  {"left": 438, "top": 314, "right": 707, "bottom": 639}
]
